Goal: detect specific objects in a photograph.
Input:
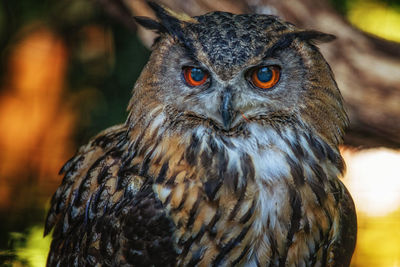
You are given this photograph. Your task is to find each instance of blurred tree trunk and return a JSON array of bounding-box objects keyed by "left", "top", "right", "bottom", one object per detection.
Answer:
[{"left": 97, "top": 0, "right": 400, "bottom": 148}]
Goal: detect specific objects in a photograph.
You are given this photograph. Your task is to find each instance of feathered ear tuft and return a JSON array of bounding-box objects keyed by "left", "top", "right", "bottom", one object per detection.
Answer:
[
  {"left": 146, "top": 2, "right": 197, "bottom": 43},
  {"left": 137, "top": 2, "right": 197, "bottom": 48},
  {"left": 295, "top": 30, "right": 336, "bottom": 44},
  {"left": 134, "top": 16, "right": 166, "bottom": 32},
  {"left": 146, "top": 1, "right": 184, "bottom": 39},
  {"left": 265, "top": 30, "right": 336, "bottom": 57},
  {"left": 147, "top": 1, "right": 197, "bottom": 24}
]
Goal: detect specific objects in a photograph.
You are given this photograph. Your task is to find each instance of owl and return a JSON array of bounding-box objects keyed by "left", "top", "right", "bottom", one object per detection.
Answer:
[{"left": 44, "top": 3, "right": 357, "bottom": 266}]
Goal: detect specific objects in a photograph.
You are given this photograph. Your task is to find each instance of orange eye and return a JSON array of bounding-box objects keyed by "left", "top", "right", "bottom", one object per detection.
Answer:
[
  {"left": 250, "top": 66, "right": 280, "bottom": 89},
  {"left": 183, "top": 67, "right": 209, "bottom": 87}
]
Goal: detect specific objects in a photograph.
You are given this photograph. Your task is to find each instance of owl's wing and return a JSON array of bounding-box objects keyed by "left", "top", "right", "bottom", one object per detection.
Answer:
[
  {"left": 44, "top": 124, "right": 177, "bottom": 266},
  {"left": 326, "top": 180, "right": 357, "bottom": 267}
]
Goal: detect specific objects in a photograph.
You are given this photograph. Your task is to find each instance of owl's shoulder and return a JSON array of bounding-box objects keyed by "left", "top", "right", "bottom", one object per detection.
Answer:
[
  {"left": 45, "top": 124, "right": 177, "bottom": 265},
  {"left": 44, "top": 124, "right": 129, "bottom": 236}
]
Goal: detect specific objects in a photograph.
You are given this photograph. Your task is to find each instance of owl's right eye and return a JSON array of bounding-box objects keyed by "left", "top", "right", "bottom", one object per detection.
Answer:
[{"left": 183, "top": 67, "right": 209, "bottom": 87}]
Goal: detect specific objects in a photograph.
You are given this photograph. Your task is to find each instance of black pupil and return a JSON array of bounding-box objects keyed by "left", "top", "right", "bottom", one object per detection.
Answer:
[
  {"left": 257, "top": 67, "right": 273, "bottom": 82},
  {"left": 190, "top": 68, "right": 205, "bottom": 82}
]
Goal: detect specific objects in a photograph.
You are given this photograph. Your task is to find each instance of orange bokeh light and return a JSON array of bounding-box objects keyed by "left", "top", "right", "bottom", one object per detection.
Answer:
[{"left": 0, "top": 26, "right": 75, "bottom": 208}]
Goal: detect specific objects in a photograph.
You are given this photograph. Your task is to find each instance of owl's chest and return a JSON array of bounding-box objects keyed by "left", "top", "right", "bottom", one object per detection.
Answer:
[{"left": 151, "top": 127, "right": 336, "bottom": 265}]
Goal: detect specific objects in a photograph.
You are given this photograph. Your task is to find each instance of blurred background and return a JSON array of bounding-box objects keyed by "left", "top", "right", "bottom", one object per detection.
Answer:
[{"left": 0, "top": 0, "right": 399, "bottom": 266}]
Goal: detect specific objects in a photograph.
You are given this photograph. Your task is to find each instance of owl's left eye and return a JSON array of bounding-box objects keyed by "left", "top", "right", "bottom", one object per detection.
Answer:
[
  {"left": 248, "top": 65, "right": 280, "bottom": 90},
  {"left": 183, "top": 67, "right": 209, "bottom": 87}
]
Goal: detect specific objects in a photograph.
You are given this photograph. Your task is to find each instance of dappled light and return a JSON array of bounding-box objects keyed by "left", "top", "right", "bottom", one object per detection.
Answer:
[
  {"left": 352, "top": 212, "right": 400, "bottom": 267},
  {"left": 348, "top": 0, "right": 400, "bottom": 42},
  {"left": 343, "top": 148, "right": 400, "bottom": 217},
  {"left": 9, "top": 226, "right": 51, "bottom": 267},
  {"left": 342, "top": 148, "right": 400, "bottom": 266}
]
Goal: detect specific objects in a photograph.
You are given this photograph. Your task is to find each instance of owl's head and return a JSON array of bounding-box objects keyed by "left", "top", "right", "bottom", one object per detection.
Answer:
[{"left": 130, "top": 3, "right": 348, "bottom": 147}]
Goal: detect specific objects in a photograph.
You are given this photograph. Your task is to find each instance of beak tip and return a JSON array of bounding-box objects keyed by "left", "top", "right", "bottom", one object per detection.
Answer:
[
  {"left": 222, "top": 112, "right": 232, "bottom": 130},
  {"left": 223, "top": 122, "right": 230, "bottom": 131}
]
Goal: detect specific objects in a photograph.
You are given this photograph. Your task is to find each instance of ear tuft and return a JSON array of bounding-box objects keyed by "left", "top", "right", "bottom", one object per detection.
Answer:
[
  {"left": 147, "top": 1, "right": 197, "bottom": 24},
  {"left": 146, "top": 1, "right": 181, "bottom": 37},
  {"left": 134, "top": 16, "right": 166, "bottom": 32},
  {"left": 143, "top": 1, "right": 196, "bottom": 48},
  {"left": 296, "top": 30, "right": 336, "bottom": 44}
]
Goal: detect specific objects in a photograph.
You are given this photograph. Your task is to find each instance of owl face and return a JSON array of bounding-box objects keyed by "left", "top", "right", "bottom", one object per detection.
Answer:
[
  {"left": 132, "top": 8, "right": 347, "bottom": 146},
  {"left": 153, "top": 38, "right": 305, "bottom": 130}
]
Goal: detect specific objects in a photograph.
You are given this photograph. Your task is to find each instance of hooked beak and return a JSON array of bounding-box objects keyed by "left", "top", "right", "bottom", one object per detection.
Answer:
[{"left": 220, "top": 89, "right": 234, "bottom": 130}]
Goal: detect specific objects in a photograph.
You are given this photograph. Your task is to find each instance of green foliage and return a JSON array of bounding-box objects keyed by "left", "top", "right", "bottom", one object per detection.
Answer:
[
  {"left": 329, "top": 0, "right": 400, "bottom": 15},
  {"left": 329, "top": 0, "right": 351, "bottom": 15}
]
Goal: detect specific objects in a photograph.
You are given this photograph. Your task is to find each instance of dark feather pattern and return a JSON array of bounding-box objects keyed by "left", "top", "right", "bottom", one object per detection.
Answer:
[{"left": 45, "top": 125, "right": 178, "bottom": 266}]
